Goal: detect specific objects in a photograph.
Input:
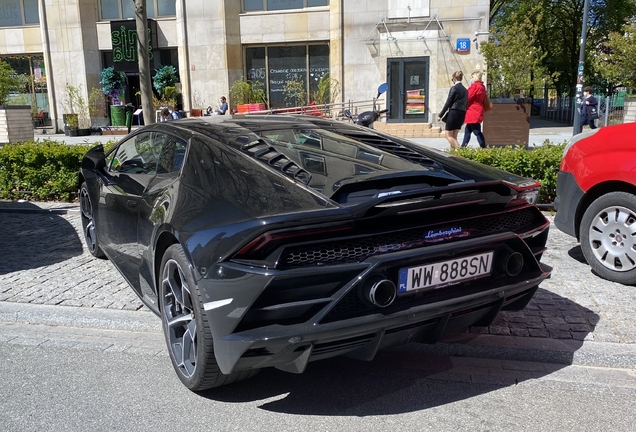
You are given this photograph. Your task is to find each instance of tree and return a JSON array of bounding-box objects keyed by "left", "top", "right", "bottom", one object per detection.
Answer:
[
  {"left": 0, "top": 61, "right": 20, "bottom": 106},
  {"left": 593, "top": 21, "right": 636, "bottom": 91},
  {"left": 489, "top": 0, "right": 636, "bottom": 95},
  {"left": 480, "top": 10, "right": 555, "bottom": 97},
  {"left": 135, "top": 0, "right": 154, "bottom": 125}
]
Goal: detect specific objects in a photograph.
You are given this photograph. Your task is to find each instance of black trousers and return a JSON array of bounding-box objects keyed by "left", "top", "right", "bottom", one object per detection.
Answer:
[
  {"left": 461, "top": 123, "right": 486, "bottom": 148},
  {"left": 579, "top": 117, "right": 597, "bottom": 134}
]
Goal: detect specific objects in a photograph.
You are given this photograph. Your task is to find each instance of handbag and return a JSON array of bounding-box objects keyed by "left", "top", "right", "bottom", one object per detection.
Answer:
[
  {"left": 590, "top": 105, "right": 599, "bottom": 120},
  {"left": 483, "top": 94, "right": 493, "bottom": 112},
  {"left": 440, "top": 109, "right": 449, "bottom": 122}
]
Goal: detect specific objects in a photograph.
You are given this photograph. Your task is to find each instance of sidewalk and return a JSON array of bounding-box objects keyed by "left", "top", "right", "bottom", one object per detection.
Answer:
[{"left": 411, "top": 118, "right": 573, "bottom": 151}]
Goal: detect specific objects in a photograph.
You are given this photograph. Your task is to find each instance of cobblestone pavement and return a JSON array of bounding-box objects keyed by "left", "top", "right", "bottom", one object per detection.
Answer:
[{"left": 1, "top": 201, "right": 635, "bottom": 345}]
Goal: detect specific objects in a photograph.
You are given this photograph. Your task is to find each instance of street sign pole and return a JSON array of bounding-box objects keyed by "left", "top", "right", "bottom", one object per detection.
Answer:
[{"left": 573, "top": 0, "right": 590, "bottom": 136}]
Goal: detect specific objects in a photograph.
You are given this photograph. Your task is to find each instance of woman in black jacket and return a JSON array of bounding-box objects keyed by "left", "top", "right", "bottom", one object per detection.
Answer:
[
  {"left": 438, "top": 71, "right": 468, "bottom": 149},
  {"left": 579, "top": 86, "right": 598, "bottom": 134}
]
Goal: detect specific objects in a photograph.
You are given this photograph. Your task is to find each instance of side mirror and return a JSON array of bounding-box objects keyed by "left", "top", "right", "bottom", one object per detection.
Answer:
[
  {"left": 343, "top": 109, "right": 352, "bottom": 119},
  {"left": 377, "top": 83, "right": 389, "bottom": 98}
]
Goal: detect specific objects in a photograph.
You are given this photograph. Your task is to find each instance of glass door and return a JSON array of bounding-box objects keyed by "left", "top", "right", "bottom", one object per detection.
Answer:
[{"left": 387, "top": 57, "right": 430, "bottom": 123}]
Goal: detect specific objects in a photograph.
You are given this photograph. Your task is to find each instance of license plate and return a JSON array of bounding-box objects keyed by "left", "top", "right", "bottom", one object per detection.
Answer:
[{"left": 398, "top": 251, "right": 494, "bottom": 293}]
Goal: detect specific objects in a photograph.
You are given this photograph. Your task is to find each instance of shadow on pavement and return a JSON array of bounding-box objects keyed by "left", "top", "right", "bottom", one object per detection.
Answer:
[
  {"left": 567, "top": 245, "right": 587, "bottom": 264},
  {"left": 0, "top": 201, "right": 84, "bottom": 275},
  {"left": 201, "top": 290, "right": 599, "bottom": 416}
]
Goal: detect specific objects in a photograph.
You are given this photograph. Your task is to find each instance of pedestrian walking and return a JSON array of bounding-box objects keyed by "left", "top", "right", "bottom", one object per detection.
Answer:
[
  {"left": 461, "top": 71, "right": 487, "bottom": 148},
  {"left": 438, "top": 71, "right": 467, "bottom": 150},
  {"left": 579, "top": 86, "right": 598, "bottom": 134}
]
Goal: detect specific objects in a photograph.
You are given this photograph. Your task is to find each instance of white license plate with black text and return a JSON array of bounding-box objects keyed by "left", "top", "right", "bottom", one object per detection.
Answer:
[{"left": 398, "top": 251, "right": 494, "bottom": 293}]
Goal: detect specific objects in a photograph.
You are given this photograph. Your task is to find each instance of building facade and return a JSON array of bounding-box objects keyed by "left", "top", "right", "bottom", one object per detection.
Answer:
[{"left": 0, "top": 0, "right": 489, "bottom": 131}]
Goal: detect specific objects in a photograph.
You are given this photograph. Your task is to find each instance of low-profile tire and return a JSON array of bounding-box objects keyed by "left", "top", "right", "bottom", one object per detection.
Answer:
[
  {"left": 159, "top": 244, "right": 258, "bottom": 391},
  {"left": 79, "top": 182, "right": 105, "bottom": 259},
  {"left": 580, "top": 191, "right": 636, "bottom": 285}
]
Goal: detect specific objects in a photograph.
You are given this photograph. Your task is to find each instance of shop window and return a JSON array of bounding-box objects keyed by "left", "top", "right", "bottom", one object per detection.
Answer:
[
  {"left": 0, "top": 0, "right": 40, "bottom": 26},
  {"left": 245, "top": 44, "right": 329, "bottom": 109},
  {"left": 243, "top": 0, "right": 328, "bottom": 12},
  {"left": 0, "top": 55, "right": 49, "bottom": 117},
  {"left": 100, "top": 0, "right": 175, "bottom": 20}
]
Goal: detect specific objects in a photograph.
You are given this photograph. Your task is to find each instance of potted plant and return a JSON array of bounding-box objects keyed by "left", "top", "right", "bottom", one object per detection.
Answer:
[
  {"left": 100, "top": 67, "right": 127, "bottom": 126},
  {"left": 153, "top": 65, "right": 179, "bottom": 99},
  {"left": 312, "top": 72, "right": 340, "bottom": 116},
  {"left": 63, "top": 85, "right": 91, "bottom": 136},
  {"left": 0, "top": 61, "right": 33, "bottom": 143},
  {"left": 229, "top": 77, "right": 267, "bottom": 113},
  {"left": 283, "top": 75, "right": 307, "bottom": 109},
  {"left": 88, "top": 87, "right": 108, "bottom": 128},
  {"left": 190, "top": 91, "right": 205, "bottom": 117}
]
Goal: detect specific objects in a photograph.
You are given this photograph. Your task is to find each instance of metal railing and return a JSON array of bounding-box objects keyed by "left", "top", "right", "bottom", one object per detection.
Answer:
[{"left": 239, "top": 98, "right": 387, "bottom": 120}]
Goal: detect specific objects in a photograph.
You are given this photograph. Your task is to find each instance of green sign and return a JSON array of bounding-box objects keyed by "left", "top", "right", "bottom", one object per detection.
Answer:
[{"left": 110, "top": 20, "right": 156, "bottom": 72}]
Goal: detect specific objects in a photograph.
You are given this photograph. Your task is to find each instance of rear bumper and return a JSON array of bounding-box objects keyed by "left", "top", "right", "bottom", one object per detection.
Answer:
[
  {"left": 200, "top": 230, "right": 551, "bottom": 375},
  {"left": 554, "top": 171, "right": 585, "bottom": 238},
  {"left": 225, "top": 278, "right": 546, "bottom": 375}
]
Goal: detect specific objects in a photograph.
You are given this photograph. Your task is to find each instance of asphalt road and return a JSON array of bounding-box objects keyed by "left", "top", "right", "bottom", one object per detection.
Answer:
[{"left": 0, "top": 327, "right": 634, "bottom": 432}]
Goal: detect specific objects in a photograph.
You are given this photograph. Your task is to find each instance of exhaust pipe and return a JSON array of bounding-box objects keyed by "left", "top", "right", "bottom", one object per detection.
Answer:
[
  {"left": 505, "top": 252, "right": 524, "bottom": 276},
  {"left": 496, "top": 250, "right": 524, "bottom": 276},
  {"left": 362, "top": 276, "right": 397, "bottom": 308}
]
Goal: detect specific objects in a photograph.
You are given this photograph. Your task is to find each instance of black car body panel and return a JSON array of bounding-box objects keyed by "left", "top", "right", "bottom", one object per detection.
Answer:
[
  {"left": 80, "top": 115, "right": 550, "bottom": 377},
  {"left": 553, "top": 170, "right": 585, "bottom": 238}
]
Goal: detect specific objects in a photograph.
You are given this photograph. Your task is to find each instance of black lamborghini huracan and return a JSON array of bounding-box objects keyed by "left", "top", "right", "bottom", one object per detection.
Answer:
[{"left": 79, "top": 115, "right": 551, "bottom": 390}]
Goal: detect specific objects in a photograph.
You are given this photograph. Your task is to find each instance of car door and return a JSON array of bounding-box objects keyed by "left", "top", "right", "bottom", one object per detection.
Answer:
[
  {"left": 137, "top": 131, "right": 190, "bottom": 306},
  {"left": 98, "top": 131, "right": 161, "bottom": 294}
]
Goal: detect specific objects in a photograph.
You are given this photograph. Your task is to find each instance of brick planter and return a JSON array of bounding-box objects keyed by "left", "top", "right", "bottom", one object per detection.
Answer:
[{"left": 483, "top": 100, "right": 531, "bottom": 147}]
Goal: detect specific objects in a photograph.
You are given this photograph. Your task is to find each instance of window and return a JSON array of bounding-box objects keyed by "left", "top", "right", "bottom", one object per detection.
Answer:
[
  {"left": 109, "top": 132, "right": 161, "bottom": 175},
  {"left": 153, "top": 132, "right": 188, "bottom": 174},
  {"left": 243, "top": 0, "right": 328, "bottom": 12},
  {"left": 100, "top": 0, "right": 175, "bottom": 20},
  {"left": 0, "top": 0, "right": 39, "bottom": 26},
  {"left": 245, "top": 44, "right": 329, "bottom": 109}
]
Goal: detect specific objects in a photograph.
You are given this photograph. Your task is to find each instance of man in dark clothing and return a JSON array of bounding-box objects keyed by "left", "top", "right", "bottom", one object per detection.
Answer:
[{"left": 580, "top": 86, "right": 598, "bottom": 134}]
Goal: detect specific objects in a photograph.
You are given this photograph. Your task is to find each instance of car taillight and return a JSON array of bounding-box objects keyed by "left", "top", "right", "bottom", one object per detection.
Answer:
[
  {"left": 505, "top": 181, "right": 541, "bottom": 207},
  {"left": 234, "top": 222, "right": 355, "bottom": 261}
]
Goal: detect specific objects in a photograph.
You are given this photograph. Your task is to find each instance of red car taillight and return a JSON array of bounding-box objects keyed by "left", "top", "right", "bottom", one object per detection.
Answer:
[
  {"left": 505, "top": 181, "right": 541, "bottom": 207},
  {"left": 235, "top": 222, "right": 356, "bottom": 261}
]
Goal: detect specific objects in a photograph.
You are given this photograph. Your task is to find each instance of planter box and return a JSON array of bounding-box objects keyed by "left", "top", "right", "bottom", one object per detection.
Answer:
[
  {"left": 0, "top": 106, "right": 34, "bottom": 144},
  {"left": 190, "top": 108, "right": 202, "bottom": 117},
  {"left": 483, "top": 100, "right": 531, "bottom": 147}
]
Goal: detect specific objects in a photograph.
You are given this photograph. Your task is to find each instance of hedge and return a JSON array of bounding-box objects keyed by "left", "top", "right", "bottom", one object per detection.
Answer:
[
  {"left": 0, "top": 140, "right": 115, "bottom": 201},
  {"left": 451, "top": 141, "right": 567, "bottom": 204},
  {"left": 0, "top": 139, "right": 565, "bottom": 204}
]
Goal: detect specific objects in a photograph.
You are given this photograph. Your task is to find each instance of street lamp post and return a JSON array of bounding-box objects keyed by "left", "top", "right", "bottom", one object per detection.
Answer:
[{"left": 573, "top": 0, "right": 590, "bottom": 135}]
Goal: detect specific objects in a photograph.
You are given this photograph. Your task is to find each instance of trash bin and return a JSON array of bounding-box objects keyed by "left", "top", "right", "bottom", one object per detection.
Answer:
[{"left": 110, "top": 104, "right": 126, "bottom": 127}]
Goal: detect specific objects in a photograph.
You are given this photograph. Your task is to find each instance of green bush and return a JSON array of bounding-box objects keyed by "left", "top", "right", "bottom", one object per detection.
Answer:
[
  {"left": 0, "top": 140, "right": 116, "bottom": 201},
  {"left": 451, "top": 141, "right": 567, "bottom": 204}
]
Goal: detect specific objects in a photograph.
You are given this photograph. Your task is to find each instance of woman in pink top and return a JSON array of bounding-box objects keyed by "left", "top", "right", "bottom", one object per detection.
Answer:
[{"left": 461, "top": 71, "right": 487, "bottom": 148}]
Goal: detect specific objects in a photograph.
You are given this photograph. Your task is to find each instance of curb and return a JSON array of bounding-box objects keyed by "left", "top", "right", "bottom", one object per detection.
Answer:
[
  {"left": 1, "top": 301, "right": 634, "bottom": 369},
  {"left": 404, "top": 333, "right": 636, "bottom": 370},
  {"left": 0, "top": 301, "right": 160, "bottom": 333},
  {"left": 0, "top": 208, "right": 78, "bottom": 215}
]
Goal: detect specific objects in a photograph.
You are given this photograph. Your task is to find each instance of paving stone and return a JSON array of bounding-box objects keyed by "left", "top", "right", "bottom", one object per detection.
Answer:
[{"left": 0, "top": 208, "right": 634, "bottom": 350}]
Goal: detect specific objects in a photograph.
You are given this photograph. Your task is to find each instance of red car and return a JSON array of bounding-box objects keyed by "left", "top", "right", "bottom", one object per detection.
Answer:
[{"left": 555, "top": 122, "right": 636, "bottom": 284}]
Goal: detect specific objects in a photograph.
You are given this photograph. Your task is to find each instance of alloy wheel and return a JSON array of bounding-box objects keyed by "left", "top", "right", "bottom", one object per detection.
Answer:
[
  {"left": 162, "top": 258, "right": 197, "bottom": 378},
  {"left": 79, "top": 186, "right": 98, "bottom": 253}
]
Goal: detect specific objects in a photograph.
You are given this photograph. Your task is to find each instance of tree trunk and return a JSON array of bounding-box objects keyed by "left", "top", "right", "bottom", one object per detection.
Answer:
[{"left": 135, "top": 0, "right": 155, "bottom": 125}]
